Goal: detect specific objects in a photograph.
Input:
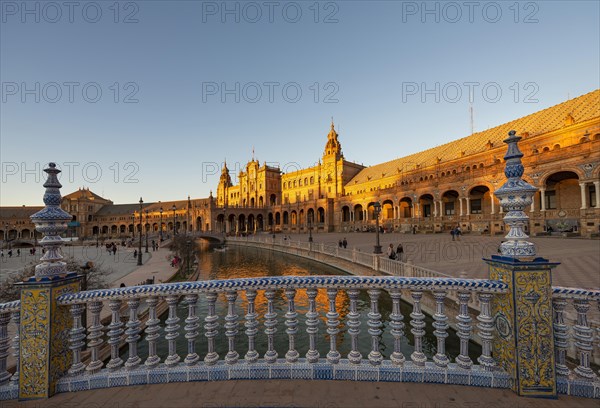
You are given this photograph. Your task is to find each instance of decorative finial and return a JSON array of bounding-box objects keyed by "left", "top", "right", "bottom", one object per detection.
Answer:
[
  {"left": 331, "top": 117, "right": 334, "bottom": 129},
  {"left": 29, "top": 163, "right": 75, "bottom": 279},
  {"left": 494, "top": 131, "right": 538, "bottom": 259}
]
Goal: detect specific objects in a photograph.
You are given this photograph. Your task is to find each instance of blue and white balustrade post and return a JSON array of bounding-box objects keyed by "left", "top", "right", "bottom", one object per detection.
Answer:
[
  {"left": 484, "top": 131, "right": 559, "bottom": 398},
  {"left": 18, "top": 163, "right": 82, "bottom": 400}
]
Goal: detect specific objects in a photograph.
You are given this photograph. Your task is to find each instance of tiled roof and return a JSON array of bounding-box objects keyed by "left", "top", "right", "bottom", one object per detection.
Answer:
[
  {"left": 348, "top": 89, "right": 600, "bottom": 185},
  {"left": 0, "top": 206, "right": 43, "bottom": 219},
  {"left": 63, "top": 188, "right": 111, "bottom": 202}
]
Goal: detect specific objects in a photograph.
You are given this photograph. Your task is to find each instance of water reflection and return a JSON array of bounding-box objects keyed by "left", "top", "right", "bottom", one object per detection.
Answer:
[{"left": 123, "top": 244, "right": 481, "bottom": 362}]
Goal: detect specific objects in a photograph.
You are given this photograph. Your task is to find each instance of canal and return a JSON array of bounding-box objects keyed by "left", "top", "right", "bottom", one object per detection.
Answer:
[{"left": 122, "top": 244, "right": 481, "bottom": 362}]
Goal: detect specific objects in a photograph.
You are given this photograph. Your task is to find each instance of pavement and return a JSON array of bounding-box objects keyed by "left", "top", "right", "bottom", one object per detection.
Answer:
[
  {"left": 8, "top": 380, "right": 598, "bottom": 408},
  {"left": 271, "top": 231, "right": 600, "bottom": 290}
]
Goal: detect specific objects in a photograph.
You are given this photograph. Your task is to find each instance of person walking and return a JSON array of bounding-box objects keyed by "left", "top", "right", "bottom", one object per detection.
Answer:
[
  {"left": 396, "top": 243, "right": 404, "bottom": 262},
  {"left": 342, "top": 238, "right": 347, "bottom": 248},
  {"left": 456, "top": 226, "right": 462, "bottom": 241},
  {"left": 387, "top": 243, "right": 396, "bottom": 260},
  {"left": 450, "top": 228, "right": 456, "bottom": 241}
]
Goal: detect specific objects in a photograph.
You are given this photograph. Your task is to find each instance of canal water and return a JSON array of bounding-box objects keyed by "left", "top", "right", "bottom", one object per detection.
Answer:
[{"left": 121, "top": 244, "right": 481, "bottom": 362}]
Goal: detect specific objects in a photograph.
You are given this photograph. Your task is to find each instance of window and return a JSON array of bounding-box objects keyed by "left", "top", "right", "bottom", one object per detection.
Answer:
[
  {"left": 545, "top": 190, "right": 557, "bottom": 210},
  {"left": 590, "top": 185, "right": 597, "bottom": 207},
  {"left": 470, "top": 199, "right": 482, "bottom": 214},
  {"left": 423, "top": 204, "right": 431, "bottom": 217},
  {"left": 445, "top": 202, "right": 455, "bottom": 215}
]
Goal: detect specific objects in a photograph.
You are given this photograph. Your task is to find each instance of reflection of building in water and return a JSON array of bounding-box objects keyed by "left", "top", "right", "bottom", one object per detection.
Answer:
[{"left": 2, "top": 90, "right": 599, "bottom": 240}]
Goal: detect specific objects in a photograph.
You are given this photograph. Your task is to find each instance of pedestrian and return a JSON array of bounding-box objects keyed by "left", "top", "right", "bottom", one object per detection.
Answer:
[
  {"left": 456, "top": 226, "right": 462, "bottom": 241},
  {"left": 342, "top": 238, "right": 347, "bottom": 248},
  {"left": 17, "top": 249, "right": 20, "bottom": 256},
  {"left": 387, "top": 243, "right": 396, "bottom": 260},
  {"left": 412, "top": 225, "right": 417, "bottom": 234},
  {"left": 338, "top": 239, "right": 342, "bottom": 248},
  {"left": 133, "top": 249, "right": 138, "bottom": 259},
  {"left": 0, "top": 250, "right": 3, "bottom": 258},
  {"left": 112, "top": 245, "right": 117, "bottom": 256},
  {"left": 450, "top": 228, "right": 456, "bottom": 241},
  {"left": 8, "top": 250, "right": 12, "bottom": 258},
  {"left": 396, "top": 243, "right": 404, "bottom": 262}
]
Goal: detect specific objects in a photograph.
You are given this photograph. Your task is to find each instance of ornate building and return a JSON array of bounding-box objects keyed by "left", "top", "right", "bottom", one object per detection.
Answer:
[{"left": 1, "top": 90, "right": 599, "bottom": 242}]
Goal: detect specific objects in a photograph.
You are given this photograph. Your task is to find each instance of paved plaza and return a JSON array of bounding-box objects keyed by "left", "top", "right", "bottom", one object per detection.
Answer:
[
  {"left": 267, "top": 232, "right": 600, "bottom": 290},
  {"left": 10, "top": 379, "right": 597, "bottom": 408}
]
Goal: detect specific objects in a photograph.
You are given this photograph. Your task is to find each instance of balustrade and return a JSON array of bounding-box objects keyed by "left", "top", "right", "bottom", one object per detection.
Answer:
[{"left": 0, "top": 278, "right": 598, "bottom": 401}]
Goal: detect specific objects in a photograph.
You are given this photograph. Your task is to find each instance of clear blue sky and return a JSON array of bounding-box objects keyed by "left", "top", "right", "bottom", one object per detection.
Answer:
[{"left": 1, "top": 1, "right": 599, "bottom": 206}]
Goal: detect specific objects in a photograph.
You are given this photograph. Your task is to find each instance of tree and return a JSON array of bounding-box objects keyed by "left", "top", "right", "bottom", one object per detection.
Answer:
[{"left": 0, "top": 256, "right": 111, "bottom": 303}]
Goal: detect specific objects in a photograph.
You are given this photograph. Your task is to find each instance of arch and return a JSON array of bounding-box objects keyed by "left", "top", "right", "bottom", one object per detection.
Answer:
[
  {"left": 299, "top": 209, "right": 305, "bottom": 226},
  {"left": 291, "top": 210, "right": 298, "bottom": 225},
  {"left": 307, "top": 208, "right": 315, "bottom": 224},
  {"left": 256, "top": 214, "right": 264, "bottom": 231},
  {"left": 341, "top": 205, "right": 350, "bottom": 222},
  {"left": 553, "top": 144, "right": 560, "bottom": 150},
  {"left": 111, "top": 225, "right": 118, "bottom": 235},
  {"left": 196, "top": 216, "right": 202, "bottom": 231},
  {"left": 238, "top": 214, "right": 246, "bottom": 232},
  {"left": 250, "top": 197, "right": 255, "bottom": 207},
  {"left": 353, "top": 204, "right": 364, "bottom": 221},
  {"left": 275, "top": 212, "right": 281, "bottom": 225},
  {"left": 152, "top": 223, "right": 158, "bottom": 232},
  {"left": 120, "top": 225, "right": 126, "bottom": 233},
  {"left": 283, "top": 211, "right": 289, "bottom": 225},
  {"left": 258, "top": 196, "right": 264, "bottom": 207},
  {"left": 382, "top": 199, "right": 394, "bottom": 220},
  {"left": 102, "top": 225, "right": 109, "bottom": 234},
  {"left": 7, "top": 229, "right": 17, "bottom": 240},
  {"left": 469, "top": 185, "right": 491, "bottom": 215},
  {"left": 310, "top": 176, "right": 314, "bottom": 184},
  {"left": 442, "top": 190, "right": 459, "bottom": 216},
  {"left": 21, "top": 228, "right": 31, "bottom": 238},
  {"left": 92, "top": 226, "right": 99, "bottom": 235},
  {"left": 540, "top": 169, "right": 582, "bottom": 187},
  {"left": 270, "top": 194, "right": 277, "bottom": 205},
  {"left": 543, "top": 171, "right": 580, "bottom": 211},
  {"left": 418, "top": 194, "right": 434, "bottom": 217},
  {"left": 399, "top": 197, "right": 413, "bottom": 218},
  {"left": 317, "top": 207, "right": 325, "bottom": 223},
  {"left": 268, "top": 212, "right": 274, "bottom": 227},
  {"left": 248, "top": 214, "right": 255, "bottom": 231}
]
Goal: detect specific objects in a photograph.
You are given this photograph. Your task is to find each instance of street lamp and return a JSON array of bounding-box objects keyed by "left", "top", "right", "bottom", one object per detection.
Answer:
[
  {"left": 186, "top": 239, "right": 192, "bottom": 278},
  {"left": 145, "top": 209, "right": 149, "bottom": 253},
  {"left": 137, "top": 198, "right": 143, "bottom": 266},
  {"left": 159, "top": 207, "right": 164, "bottom": 242},
  {"left": 95, "top": 216, "right": 99, "bottom": 247},
  {"left": 131, "top": 213, "right": 136, "bottom": 240},
  {"left": 172, "top": 205, "right": 177, "bottom": 237},
  {"left": 308, "top": 212, "right": 313, "bottom": 242},
  {"left": 373, "top": 201, "right": 382, "bottom": 254}
]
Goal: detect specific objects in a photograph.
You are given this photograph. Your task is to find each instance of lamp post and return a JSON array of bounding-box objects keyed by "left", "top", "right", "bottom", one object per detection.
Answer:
[
  {"left": 159, "top": 207, "right": 163, "bottom": 242},
  {"left": 172, "top": 205, "right": 177, "bottom": 237},
  {"left": 145, "top": 209, "right": 149, "bottom": 253},
  {"left": 373, "top": 201, "right": 382, "bottom": 254},
  {"left": 186, "top": 239, "right": 192, "bottom": 278},
  {"left": 137, "top": 198, "right": 143, "bottom": 266},
  {"left": 308, "top": 212, "right": 313, "bottom": 242},
  {"left": 95, "top": 216, "right": 99, "bottom": 247}
]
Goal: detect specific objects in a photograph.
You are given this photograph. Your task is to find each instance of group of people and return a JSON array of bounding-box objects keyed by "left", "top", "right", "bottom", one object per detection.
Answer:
[
  {"left": 450, "top": 226, "right": 462, "bottom": 241},
  {"left": 337, "top": 238, "right": 348, "bottom": 248},
  {"left": 1, "top": 247, "right": 39, "bottom": 258},
  {"left": 387, "top": 243, "right": 404, "bottom": 261}
]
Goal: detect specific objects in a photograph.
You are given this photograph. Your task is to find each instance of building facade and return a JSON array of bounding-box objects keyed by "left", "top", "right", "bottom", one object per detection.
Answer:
[{"left": 1, "top": 90, "right": 599, "bottom": 242}]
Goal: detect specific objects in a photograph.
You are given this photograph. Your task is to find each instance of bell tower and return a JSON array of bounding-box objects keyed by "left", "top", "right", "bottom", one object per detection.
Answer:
[
  {"left": 217, "top": 160, "right": 232, "bottom": 206},
  {"left": 323, "top": 119, "right": 343, "bottom": 160}
]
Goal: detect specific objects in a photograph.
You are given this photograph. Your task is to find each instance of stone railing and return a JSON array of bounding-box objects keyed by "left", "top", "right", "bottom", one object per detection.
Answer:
[
  {"left": 551, "top": 286, "right": 600, "bottom": 397},
  {"left": 0, "top": 276, "right": 511, "bottom": 400}
]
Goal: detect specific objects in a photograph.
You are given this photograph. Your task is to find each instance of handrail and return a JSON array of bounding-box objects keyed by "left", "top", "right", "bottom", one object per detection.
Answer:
[{"left": 57, "top": 275, "right": 508, "bottom": 304}]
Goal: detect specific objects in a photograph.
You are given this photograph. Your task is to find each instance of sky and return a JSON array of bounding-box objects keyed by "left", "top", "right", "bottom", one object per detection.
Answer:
[{"left": 1, "top": 0, "right": 599, "bottom": 206}]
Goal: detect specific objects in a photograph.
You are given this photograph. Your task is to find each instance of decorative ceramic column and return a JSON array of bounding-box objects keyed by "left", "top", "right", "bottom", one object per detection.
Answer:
[
  {"left": 18, "top": 163, "right": 81, "bottom": 400},
  {"left": 486, "top": 131, "right": 558, "bottom": 398}
]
